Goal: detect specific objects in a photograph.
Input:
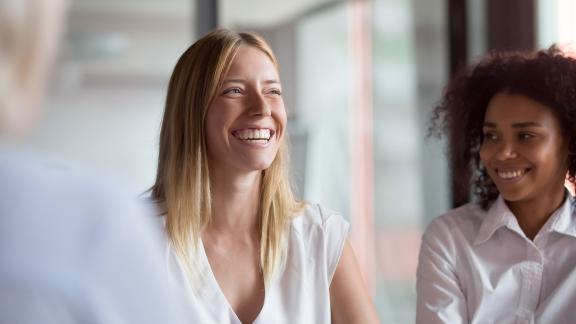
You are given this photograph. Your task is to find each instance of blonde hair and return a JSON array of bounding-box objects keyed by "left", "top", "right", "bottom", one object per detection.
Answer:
[
  {"left": 151, "top": 29, "right": 303, "bottom": 283},
  {"left": 0, "top": 0, "right": 65, "bottom": 135}
]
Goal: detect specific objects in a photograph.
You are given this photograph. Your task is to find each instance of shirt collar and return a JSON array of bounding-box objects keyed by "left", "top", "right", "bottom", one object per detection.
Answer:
[
  {"left": 545, "top": 194, "right": 576, "bottom": 238},
  {"left": 474, "top": 196, "right": 515, "bottom": 246},
  {"left": 474, "top": 193, "right": 576, "bottom": 245}
]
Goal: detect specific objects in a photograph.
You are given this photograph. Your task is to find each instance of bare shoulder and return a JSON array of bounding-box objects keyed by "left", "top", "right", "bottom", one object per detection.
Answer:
[{"left": 330, "top": 241, "right": 380, "bottom": 324}]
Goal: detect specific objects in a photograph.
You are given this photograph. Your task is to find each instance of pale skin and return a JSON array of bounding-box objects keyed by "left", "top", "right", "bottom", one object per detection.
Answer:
[
  {"left": 202, "top": 170, "right": 263, "bottom": 323},
  {"left": 202, "top": 45, "right": 379, "bottom": 323}
]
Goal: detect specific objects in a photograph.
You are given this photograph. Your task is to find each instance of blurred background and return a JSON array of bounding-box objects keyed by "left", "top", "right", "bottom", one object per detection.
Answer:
[{"left": 25, "top": 0, "right": 576, "bottom": 322}]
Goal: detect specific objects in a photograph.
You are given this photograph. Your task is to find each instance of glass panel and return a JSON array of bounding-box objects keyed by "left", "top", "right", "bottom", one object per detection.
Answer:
[
  {"left": 373, "top": 0, "right": 448, "bottom": 321},
  {"left": 295, "top": 4, "right": 352, "bottom": 222}
]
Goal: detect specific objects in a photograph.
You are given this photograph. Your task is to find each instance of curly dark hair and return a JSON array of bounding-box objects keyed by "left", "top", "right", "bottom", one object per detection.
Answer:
[{"left": 430, "top": 45, "right": 576, "bottom": 209}]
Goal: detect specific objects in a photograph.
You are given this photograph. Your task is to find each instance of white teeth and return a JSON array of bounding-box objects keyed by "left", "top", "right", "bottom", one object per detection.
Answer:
[
  {"left": 234, "top": 129, "right": 271, "bottom": 141},
  {"left": 497, "top": 169, "right": 525, "bottom": 179},
  {"left": 243, "top": 139, "right": 268, "bottom": 144}
]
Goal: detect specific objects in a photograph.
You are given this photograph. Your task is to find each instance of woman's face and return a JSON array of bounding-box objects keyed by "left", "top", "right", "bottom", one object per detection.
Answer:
[
  {"left": 479, "top": 92, "right": 569, "bottom": 203},
  {"left": 205, "top": 45, "right": 286, "bottom": 174}
]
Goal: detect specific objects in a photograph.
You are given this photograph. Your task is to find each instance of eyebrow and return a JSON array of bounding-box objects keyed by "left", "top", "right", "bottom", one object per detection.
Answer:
[
  {"left": 223, "top": 78, "right": 280, "bottom": 85},
  {"left": 483, "top": 121, "right": 543, "bottom": 128}
]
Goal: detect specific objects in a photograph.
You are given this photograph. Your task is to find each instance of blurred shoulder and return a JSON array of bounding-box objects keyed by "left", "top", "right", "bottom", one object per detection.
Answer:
[
  {"left": 0, "top": 147, "right": 157, "bottom": 253},
  {"left": 0, "top": 147, "right": 142, "bottom": 213}
]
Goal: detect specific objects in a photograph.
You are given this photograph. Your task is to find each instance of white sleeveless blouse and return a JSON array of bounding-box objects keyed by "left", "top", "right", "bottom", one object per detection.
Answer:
[{"left": 165, "top": 203, "right": 350, "bottom": 324}]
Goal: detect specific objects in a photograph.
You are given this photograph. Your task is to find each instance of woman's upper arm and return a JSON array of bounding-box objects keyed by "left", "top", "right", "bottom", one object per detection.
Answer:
[
  {"left": 329, "top": 240, "right": 380, "bottom": 324},
  {"left": 416, "top": 221, "right": 467, "bottom": 324}
]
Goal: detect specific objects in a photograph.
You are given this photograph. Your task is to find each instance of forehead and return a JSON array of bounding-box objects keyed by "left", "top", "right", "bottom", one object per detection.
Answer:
[
  {"left": 225, "top": 45, "right": 278, "bottom": 79},
  {"left": 484, "top": 92, "right": 561, "bottom": 126}
]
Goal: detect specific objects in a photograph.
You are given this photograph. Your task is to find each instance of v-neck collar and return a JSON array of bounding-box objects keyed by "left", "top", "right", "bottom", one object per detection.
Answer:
[{"left": 198, "top": 239, "right": 268, "bottom": 324}]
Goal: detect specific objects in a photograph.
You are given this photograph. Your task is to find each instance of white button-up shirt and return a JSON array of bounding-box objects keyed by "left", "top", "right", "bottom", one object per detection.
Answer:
[{"left": 417, "top": 195, "right": 576, "bottom": 324}]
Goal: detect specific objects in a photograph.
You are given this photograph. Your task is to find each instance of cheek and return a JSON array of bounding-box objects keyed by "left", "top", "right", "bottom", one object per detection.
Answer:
[
  {"left": 545, "top": 143, "right": 570, "bottom": 171},
  {"left": 520, "top": 140, "right": 568, "bottom": 176},
  {"left": 275, "top": 108, "right": 288, "bottom": 136},
  {"left": 529, "top": 140, "right": 561, "bottom": 162},
  {"left": 206, "top": 107, "right": 232, "bottom": 134},
  {"left": 204, "top": 114, "right": 218, "bottom": 146},
  {"left": 204, "top": 127, "right": 219, "bottom": 160},
  {"left": 205, "top": 109, "right": 230, "bottom": 153}
]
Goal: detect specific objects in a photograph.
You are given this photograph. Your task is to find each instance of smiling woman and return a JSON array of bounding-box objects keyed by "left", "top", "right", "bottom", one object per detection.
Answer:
[
  {"left": 417, "top": 46, "right": 576, "bottom": 323},
  {"left": 480, "top": 93, "right": 569, "bottom": 239},
  {"left": 149, "top": 29, "right": 379, "bottom": 324},
  {"left": 205, "top": 45, "right": 286, "bottom": 174}
]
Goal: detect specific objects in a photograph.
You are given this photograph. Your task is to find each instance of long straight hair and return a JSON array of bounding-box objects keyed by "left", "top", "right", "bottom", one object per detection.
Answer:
[{"left": 150, "top": 29, "right": 303, "bottom": 283}]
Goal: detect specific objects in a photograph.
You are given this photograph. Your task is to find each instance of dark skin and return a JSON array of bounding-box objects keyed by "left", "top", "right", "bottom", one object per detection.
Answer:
[
  {"left": 507, "top": 191, "right": 566, "bottom": 240},
  {"left": 480, "top": 93, "right": 570, "bottom": 240}
]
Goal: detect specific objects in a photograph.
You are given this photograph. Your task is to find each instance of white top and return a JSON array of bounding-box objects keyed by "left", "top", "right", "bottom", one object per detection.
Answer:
[
  {"left": 0, "top": 147, "right": 190, "bottom": 324},
  {"left": 416, "top": 194, "right": 576, "bottom": 324},
  {"left": 165, "top": 203, "right": 350, "bottom": 324}
]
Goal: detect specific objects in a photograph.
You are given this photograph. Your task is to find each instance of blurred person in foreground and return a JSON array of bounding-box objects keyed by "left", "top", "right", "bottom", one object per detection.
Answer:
[{"left": 0, "top": 0, "right": 189, "bottom": 323}]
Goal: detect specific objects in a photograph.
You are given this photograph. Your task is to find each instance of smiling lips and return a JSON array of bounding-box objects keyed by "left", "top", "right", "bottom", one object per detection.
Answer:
[
  {"left": 233, "top": 128, "right": 273, "bottom": 144},
  {"left": 496, "top": 168, "right": 530, "bottom": 180}
]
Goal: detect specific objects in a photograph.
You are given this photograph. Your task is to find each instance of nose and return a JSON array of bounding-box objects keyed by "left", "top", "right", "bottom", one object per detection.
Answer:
[
  {"left": 495, "top": 141, "right": 518, "bottom": 160},
  {"left": 248, "top": 92, "right": 272, "bottom": 117}
]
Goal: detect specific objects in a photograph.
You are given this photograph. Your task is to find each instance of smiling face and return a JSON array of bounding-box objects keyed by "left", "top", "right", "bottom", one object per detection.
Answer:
[
  {"left": 479, "top": 92, "right": 569, "bottom": 204},
  {"left": 205, "top": 45, "right": 286, "bottom": 175}
]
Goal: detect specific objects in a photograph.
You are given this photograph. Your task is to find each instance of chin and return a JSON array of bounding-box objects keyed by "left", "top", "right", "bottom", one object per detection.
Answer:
[
  {"left": 499, "top": 189, "right": 533, "bottom": 204},
  {"left": 501, "top": 194, "right": 524, "bottom": 203},
  {"left": 241, "top": 153, "right": 277, "bottom": 170},
  {"left": 253, "top": 162, "right": 274, "bottom": 171},
  {"left": 238, "top": 159, "right": 274, "bottom": 172}
]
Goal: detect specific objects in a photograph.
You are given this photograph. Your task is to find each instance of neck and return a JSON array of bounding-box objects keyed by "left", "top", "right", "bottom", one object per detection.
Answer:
[
  {"left": 208, "top": 166, "right": 262, "bottom": 236},
  {"left": 507, "top": 188, "right": 566, "bottom": 240}
]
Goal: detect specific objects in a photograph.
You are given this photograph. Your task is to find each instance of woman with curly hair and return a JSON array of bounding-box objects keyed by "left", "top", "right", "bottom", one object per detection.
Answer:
[{"left": 416, "top": 46, "right": 576, "bottom": 323}]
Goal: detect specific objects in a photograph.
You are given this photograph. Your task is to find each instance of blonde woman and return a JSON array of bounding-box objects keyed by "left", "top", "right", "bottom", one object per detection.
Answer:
[{"left": 151, "top": 29, "right": 379, "bottom": 324}]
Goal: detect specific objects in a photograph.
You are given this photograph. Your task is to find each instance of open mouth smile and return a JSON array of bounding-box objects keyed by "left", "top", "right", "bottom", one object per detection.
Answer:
[
  {"left": 496, "top": 168, "right": 531, "bottom": 180},
  {"left": 232, "top": 128, "right": 274, "bottom": 144}
]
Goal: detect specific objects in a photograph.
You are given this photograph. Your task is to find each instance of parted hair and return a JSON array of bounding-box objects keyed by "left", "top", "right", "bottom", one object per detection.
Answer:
[{"left": 150, "top": 29, "right": 303, "bottom": 284}]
